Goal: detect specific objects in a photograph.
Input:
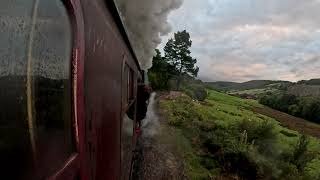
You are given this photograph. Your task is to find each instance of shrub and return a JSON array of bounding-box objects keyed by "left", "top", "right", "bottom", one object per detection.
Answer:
[
  {"left": 277, "top": 161, "right": 301, "bottom": 180},
  {"left": 203, "top": 132, "right": 258, "bottom": 179},
  {"left": 183, "top": 89, "right": 194, "bottom": 99},
  {"left": 238, "top": 120, "right": 272, "bottom": 139},
  {"left": 288, "top": 104, "right": 301, "bottom": 116},
  {"left": 292, "top": 135, "right": 315, "bottom": 172},
  {"left": 165, "top": 97, "right": 203, "bottom": 126},
  {"left": 279, "top": 135, "right": 316, "bottom": 174},
  {"left": 237, "top": 119, "right": 276, "bottom": 154},
  {"left": 219, "top": 151, "right": 258, "bottom": 180},
  {"left": 259, "top": 94, "right": 278, "bottom": 107},
  {"left": 148, "top": 71, "right": 171, "bottom": 90},
  {"left": 299, "top": 98, "right": 320, "bottom": 123},
  {"left": 259, "top": 93, "right": 297, "bottom": 112},
  {"left": 182, "top": 84, "right": 208, "bottom": 101},
  {"left": 203, "top": 125, "right": 241, "bottom": 153},
  {"left": 194, "top": 88, "right": 207, "bottom": 101}
]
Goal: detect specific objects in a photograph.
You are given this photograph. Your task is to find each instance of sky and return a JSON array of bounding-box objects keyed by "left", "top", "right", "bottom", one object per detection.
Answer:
[{"left": 159, "top": 0, "right": 320, "bottom": 82}]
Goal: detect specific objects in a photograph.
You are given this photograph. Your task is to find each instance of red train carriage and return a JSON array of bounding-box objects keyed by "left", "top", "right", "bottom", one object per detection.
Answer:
[{"left": 0, "top": 0, "right": 147, "bottom": 179}]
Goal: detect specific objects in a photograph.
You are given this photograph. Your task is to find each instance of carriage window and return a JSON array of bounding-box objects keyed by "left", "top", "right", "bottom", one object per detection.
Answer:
[
  {"left": 122, "top": 64, "right": 136, "bottom": 107},
  {"left": 0, "top": 0, "right": 73, "bottom": 179}
]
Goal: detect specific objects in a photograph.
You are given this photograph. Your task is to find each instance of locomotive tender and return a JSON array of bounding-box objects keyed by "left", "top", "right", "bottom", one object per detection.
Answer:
[{"left": 0, "top": 0, "right": 147, "bottom": 179}]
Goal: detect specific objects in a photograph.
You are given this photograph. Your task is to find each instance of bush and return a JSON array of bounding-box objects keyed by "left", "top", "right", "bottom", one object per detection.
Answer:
[
  {"left": 259, "top": 95, "right": 274, "bottom": 106},
  {"left": 237, "top": 119, "right": 276, "bottom": 155},
  {"left": 299, "top": 98, "right": 320, "bottom": 123},
  {"left": 202, "top": 130, "right": 258, "bottom": 180},
  {"left": 182, "top": 84, "right": 208, "bottom": 101},
  {"left": 277, "top": 161, "right": 301, "bottom": 179},
  {"left": 203, "top": 125, "right": 240, "bottom": 154},
  {"left": 259, "top": 93, "right": 297, "bottom": 112},
  {"left": 219, "top": 151, "right": 258, "bottom": 180},
  {"left": 148, "top": 72, "right": 170, "bottom": 90},
  {"left": 288, "top": 104, "right": 301, "bottom": 116},
  {"left": 201, "top": 120, "right": 280, "bottom": 179},
  {"left": 279, "top": 135, "right": 316, "bottom": 174},
  {"left": 165, "top": 96, "right": 203, "bottom": 126},
  {"left": 292, "top": 135, "right": 315, "bottom": 172}
]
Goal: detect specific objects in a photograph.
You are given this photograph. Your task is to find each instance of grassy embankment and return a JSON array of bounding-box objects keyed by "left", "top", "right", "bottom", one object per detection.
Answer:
[{"left": 160, "top": 90, "right": 320, "bottom": 180}]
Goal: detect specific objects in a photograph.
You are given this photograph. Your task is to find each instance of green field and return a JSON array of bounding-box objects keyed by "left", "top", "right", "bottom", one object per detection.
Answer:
[
  {"left": 160, "top": 90, "right": 320, "bottom": 179},
  {"left": 228, "top": 87, "right": 277, "bottom": 96}
]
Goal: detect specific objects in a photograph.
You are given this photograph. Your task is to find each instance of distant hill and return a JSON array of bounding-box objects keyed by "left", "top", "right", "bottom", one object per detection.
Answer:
[
  {"left": 205, "top": 80, "right": 291, "bottom": 91},
  {"left": 204, "top": 81, "right": 239, "bottom": 91},
  {"left": 205, "top": 78, "right": 320, "bottom": 98},
  {"left": 297, "top": 79, "right": 320, "bottom": 85},
  {"left": 287, "top": 84, "right": 320, "bottom": 97},
  {"left": 286, "top": 79, "right": 320, "bottom": 97}
]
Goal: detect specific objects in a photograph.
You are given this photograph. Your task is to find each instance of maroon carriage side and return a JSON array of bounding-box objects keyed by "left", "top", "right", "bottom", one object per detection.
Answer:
[{"left": 0, "top": 0, "right": 147, "bottom": 179}]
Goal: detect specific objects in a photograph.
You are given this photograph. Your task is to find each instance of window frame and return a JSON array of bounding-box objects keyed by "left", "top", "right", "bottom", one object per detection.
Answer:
[
  {"left": 47, "top": 0, "right": 86, "bottom": 179},
  {"left": 122, "top": 66, "right": 137, "bottom": 112}
]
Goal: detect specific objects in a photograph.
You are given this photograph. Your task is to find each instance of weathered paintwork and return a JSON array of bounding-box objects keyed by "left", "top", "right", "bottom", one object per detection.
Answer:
[
  {"left": 50, "top": 0, "right": 142, "bottom": 179},
  {"left": 0, "top": 0, "right": 140, "bottom": 178},
  {"left": 81, "top": 0, "right": 141, "bottom": 179}
]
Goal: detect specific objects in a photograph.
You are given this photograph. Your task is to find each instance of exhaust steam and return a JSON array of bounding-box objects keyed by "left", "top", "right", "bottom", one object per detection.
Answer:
[
  {"left": 142, "top": 92, "right": 159, "bottom": 137},
  {"left": 114, "top": 0, "right": 184, "bottom": 70}
]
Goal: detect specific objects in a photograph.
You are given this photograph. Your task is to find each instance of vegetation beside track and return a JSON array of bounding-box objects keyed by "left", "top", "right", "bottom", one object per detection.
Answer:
[{"left": 160, "top": 90, "right": 320, "bottom": 180}]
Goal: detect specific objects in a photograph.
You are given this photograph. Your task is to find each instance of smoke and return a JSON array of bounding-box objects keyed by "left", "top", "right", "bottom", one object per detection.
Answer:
[
  {"left": 142, "top": 92, "right": 159, "bottom": 137},
  {"left": 115, "top": 0, "right": 184, "bottom": 70}
]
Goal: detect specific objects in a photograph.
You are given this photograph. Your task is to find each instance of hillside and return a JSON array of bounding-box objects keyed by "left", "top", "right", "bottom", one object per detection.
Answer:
[
  {"left": 205, "top": 79, "right": 320, "bottom": 100},
  {"left": 205, "top": 80, "right": 291, "bottom": 91},
  {"left": 204, "top": 81, "right": 239, "bottom": 91},
  {"left": 297, "top": 79, "right": 320, "bottom": 85},
  {"left": 287, "top": 84, "right": 320, "bottom": 97},
  {"left": 159, "top": 90, "right": 320, "bottom": 179}
]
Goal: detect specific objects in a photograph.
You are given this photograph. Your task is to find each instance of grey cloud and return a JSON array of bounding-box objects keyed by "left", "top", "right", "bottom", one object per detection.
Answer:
[{"left": 161, "top": 0, "right": 320, "bottom": 82}]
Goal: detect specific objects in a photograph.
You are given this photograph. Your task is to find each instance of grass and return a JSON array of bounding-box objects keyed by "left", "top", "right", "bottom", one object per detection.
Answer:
[
  {"left": 160, "top": 89, "right": 320, "bottom": 179},
  {"left": 228, "top": 88, "right": 277, "bottom": 96}
]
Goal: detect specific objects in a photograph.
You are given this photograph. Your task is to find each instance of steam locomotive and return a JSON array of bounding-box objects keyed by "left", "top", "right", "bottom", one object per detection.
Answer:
[{"left": 0, "top": 0, "right": 148, "bottom": 179}]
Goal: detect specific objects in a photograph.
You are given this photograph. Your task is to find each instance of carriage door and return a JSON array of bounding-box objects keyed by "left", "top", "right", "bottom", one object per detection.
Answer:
[
  {"left": 0, "top": 0, "right": 83, "bottom": 179},
  {"left": 121, "top": 56, "right": 138, "bottom": 180}
]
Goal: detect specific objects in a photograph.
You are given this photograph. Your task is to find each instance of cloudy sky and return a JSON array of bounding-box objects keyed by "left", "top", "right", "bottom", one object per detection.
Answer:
[{"left": 159, "top": 0, "right": 320, "bottom": 82}]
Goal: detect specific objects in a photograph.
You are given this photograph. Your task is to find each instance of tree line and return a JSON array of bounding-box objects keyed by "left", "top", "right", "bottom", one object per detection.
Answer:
[{"left": 259, "top": 93, "right": 320, "bottom": 123}]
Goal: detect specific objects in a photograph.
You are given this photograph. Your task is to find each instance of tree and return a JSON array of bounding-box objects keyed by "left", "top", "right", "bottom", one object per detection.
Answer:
[
  {"left": 148, "top": 49, "right": 174, "bottom": 90},
  {"left": 164, "top": 30, "right": 199, "bottom": 90}
]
